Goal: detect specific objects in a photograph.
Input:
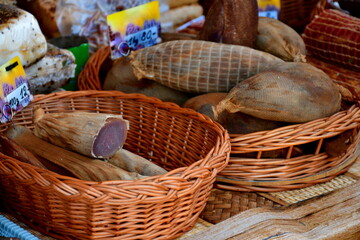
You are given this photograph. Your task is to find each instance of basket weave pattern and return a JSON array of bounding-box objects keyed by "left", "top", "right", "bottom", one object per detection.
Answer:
[
  {"left": 216, "top": 104, "right": 360, "bottom": 192},
  {"left": 78, "top": 46, "right": 110, "bottom": 91},
  {"left": 200, "top": 189, "right": 281, "bottom": 224},
  {"left": 0, "top": 91, "right": 230, "bottom": 240}
]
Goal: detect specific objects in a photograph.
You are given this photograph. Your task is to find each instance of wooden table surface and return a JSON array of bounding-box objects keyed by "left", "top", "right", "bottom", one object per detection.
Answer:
[{"left": 183, "top": 180, "right": 360, "bottom": 240}]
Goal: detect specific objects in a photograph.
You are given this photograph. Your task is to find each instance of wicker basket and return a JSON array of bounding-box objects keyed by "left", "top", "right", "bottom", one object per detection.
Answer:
[
  {"left": 0, "top": 91, "right": 230, "bottom": 240},
  {"left": 78, "top": 46, "right": 110, "bottom": 91},
  {"left": 78, "top": 45, "right": 360, "bottom": 192},
  {"left": 216, "top": 104, "right": 360, "bottom": 192}
]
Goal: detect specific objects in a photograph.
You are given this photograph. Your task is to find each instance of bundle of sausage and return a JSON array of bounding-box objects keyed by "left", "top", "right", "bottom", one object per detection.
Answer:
[
  {"left": 1, "top": 108, "right": 167, "bottom": 181},
  {"left": 303, "top": 9, "right": 360, "bottom": 72}
]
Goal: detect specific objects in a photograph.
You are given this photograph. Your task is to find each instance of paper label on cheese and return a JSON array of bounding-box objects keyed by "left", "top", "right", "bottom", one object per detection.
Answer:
[
  {"left": 107, "top": 1, "right": 161, "bottom": 59},
  {"left": 258, "top": 0, "right": 281, "bottom": 19},
  {"left": 0, "top": 56, "right": 33, "bottom": 123}
]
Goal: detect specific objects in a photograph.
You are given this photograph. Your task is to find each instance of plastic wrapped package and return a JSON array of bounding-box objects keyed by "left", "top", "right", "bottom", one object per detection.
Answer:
[{"left": 55, "top": 0, "right": 169, "bottom": 53}]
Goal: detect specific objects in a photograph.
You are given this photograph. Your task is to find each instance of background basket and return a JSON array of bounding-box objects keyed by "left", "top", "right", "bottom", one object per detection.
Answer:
[
  {"left": 78, "top": 46, "right": 111, "bottom": 91},
  {"left": 0, "top": 91, "right": 230, "bottom": 240},
  {"left": 216, "top": 104, "right": 360, "bottom": 192}
]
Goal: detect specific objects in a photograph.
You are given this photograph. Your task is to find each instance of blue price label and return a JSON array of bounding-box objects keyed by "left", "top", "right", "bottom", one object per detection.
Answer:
[
  {"left": 259, "top": 11, "right": 278, "bottom": 19},
  {"left": 257, "top": 0, "right": 280, "bottom": 19}
]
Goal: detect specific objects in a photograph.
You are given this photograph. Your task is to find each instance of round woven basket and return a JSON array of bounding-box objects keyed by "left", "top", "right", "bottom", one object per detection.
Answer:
[
  {"left": 78, "top": 46, "right": 360, "bottom": 192},
  {"left": 216, "top": 104, "right": 360, "bottom": 192},
  {"left": 0, "top": 90, "right": 230, "bottom": 240}
]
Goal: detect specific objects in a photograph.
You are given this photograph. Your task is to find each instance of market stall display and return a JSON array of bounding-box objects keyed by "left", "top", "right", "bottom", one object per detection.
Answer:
[{"left": 0, "top": 0, "right": 360, "bottom": 239}]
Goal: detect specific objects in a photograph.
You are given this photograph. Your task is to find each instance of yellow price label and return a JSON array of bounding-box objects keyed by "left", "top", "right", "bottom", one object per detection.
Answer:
[
  {"left": 107, "top": 1, "right": 161, "bottom": 59},
  {"left": 0, "top": 56, "right": 33, "bottom": 123},
  {"left": 258, "top": 0, "right": 281, "bottom": 19}
]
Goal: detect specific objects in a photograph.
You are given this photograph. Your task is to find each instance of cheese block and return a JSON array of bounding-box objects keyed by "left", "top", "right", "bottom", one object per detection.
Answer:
[{"left": 0, "top": 4, "right": 47, "bottom": 67}]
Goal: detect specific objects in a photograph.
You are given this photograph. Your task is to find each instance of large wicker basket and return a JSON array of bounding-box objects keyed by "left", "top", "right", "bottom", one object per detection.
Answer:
[
  {"left": 0, "top": 91, "right": 230, "bottom": 240},
  {"left": 78, "top": 46, "right": 360, "bottom": 192}
]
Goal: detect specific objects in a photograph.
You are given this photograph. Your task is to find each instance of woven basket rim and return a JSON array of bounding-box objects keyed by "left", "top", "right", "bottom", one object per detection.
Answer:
[
  {"left": 229, "top": 103, "right": 360, "bottom": 153},
  {"left": 216, "top": 146, "right": 359, "bottom": 187},
  {"left": 217, "top": 100, "right": 360, "bottom": 191},
  {"left": 78, "top": 46, "right": 110, "bottom": 91}
]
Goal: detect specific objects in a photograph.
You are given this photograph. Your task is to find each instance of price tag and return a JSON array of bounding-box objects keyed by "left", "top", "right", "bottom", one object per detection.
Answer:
[
  {"left": 257, "top": 0, "right": 281, "bottom": 19},
  {"left": 5, "top": 83, "right": 32, "bottom": 111},
  {"left": 259, "top": 10, "right": 279, "bottom": 19},
  {"left": 107, "top": 1, "right": 161, "bottom": 59},
  {"left": 124, "top": 25, "right": 159, "bottom": 50},
  {"left": 0, "top": 57, "right": 33, "bottom": 123}
]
